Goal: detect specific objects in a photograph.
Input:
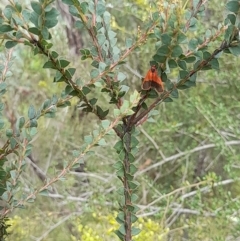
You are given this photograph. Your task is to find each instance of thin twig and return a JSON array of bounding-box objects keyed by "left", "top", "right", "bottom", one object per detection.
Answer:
[
  {"left": 180, "top": 178, "right": 240, "bottom": 200},
  {"left": 35, "top": 212, "right": 79, "bottom": 241},
  {"left": 139, "top": 126, "right": 166, "bottom": 159},
  {"left": 137, "top": 140, "right": 240, "bottom": 176}
]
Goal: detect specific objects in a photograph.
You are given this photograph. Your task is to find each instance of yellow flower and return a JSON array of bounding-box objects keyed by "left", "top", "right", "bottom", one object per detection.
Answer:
[{"left": 38, "top": 80, "right": 47, "bottom": 88}]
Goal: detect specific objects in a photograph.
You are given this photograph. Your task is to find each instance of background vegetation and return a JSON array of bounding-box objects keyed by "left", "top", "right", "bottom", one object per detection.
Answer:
[{"left": 0, "top": 0, "right": 240, "bottom": 240}]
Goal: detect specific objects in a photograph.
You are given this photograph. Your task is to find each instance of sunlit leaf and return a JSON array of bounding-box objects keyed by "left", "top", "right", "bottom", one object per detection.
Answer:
[
  {"left": 117, "top": 72, "right": 126, "bottom": 82},
  {"left": 98, "top": 138, "right": 107, "bottom": 146},
  {"left": 84, "top": 135, "right": 93, "bottom": 144},
  {"left": 101, "top": 119, "right": 110, "bottom": 130}
]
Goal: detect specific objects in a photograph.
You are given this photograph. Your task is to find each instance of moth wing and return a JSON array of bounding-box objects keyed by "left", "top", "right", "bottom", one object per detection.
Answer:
[
  {"left": 151, "top": 81, "right": 164, "bottom": 92},
  {"left": 142, "top": 70, "right": 153, "bottom": 90},
  {"left": 151, "top": 76, "right": 164, "bottom": 92},
  {"left": 142, "top": 68, "right": 164, "bottom": 92},
  {"left": 142, "top": 81, "right": 152, "bottom": 90}
]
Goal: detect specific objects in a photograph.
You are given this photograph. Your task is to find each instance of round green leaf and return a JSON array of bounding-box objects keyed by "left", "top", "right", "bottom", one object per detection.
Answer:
[
  {"left": 229, "top": 45, "right": 240, "bottom": 56},
  {"left": 31, "top": 1, "right": 42, "bottom": 15},
  {"left": 0, "top": 25, "right": 14, "bottom": 33},
  {"left": 28, "top": 27, "right": 41, "bottom": 35},
  {"left": 189, "top": 38, "right": 198, "bottom": 50},
  {"left": 28, "top": 105, "right": 36, "bottom": 120},
  {"left": 59, "top": 59, "right": 70, "bottom": 68},
  {"left": 226, "top": 1, "right": 240, "bottom": 13},
  {"left": 18, "top": 116, "right": 25, "bottom": 129},
  {"left": 168, "top": 59, "right": 178, "bottom": 68},
  {"left": 125, "top": 38, "right": 133, "bottom": 48},
  {"left": 164, "top": 97, "right": 173, "bottom": 102},
  {"left": 97, "top": 34, "right": 106, "bottom": 46},
  {"left": 184, "top": 56, "right": 196, "bottom": 63},
  {"left": 161, "top": 33, "right": 172, "bottom": 44},
  {"left": 153, "top": 54, "right": 167, "bottom": 63},
  {"left": 80, "top": 2, "right": 89, "bottom": 14},
  {"left": 177, "top": 32, "right": 187, "bottom": 43},
  {"left": 3, "top": 7, "right": 12, "bottom": 20},
  {"left": 172, "top": 45, "right": 183, "bottom": 57},
  {"left": 131, "top": 227, "right": 141, "bottom": 236},
  {"left": 6, "top": 129, "right": 13, "bottom": 138},
  {"left": 82, "top": 86, "right": 91, "bottom": 95},
  {"left": 210, "top": 58, "right": 220, "bottom": 69},
  {"left": 90, "top": 69, "right": 99, "bottom": 78},
  {"left": 157, "top": 45, "right": 170, "bottom": 56},
  {"left": 178, "top": 60, "right": 187, "bottom": 70},
  {"left": 5, "top": 41, "right": 17, "bottom": 49},
  {"left": 171, "top": 89, "right": 179, "bottom": 98},
  {"left": 227, "top": 13, "right": 236, "bottom": 25},
  {"left": 43, "top": 61, "right": 56, "bottom": 69},
  {"left": 96, "top": 3, "right": 105, "bottom": 16}
]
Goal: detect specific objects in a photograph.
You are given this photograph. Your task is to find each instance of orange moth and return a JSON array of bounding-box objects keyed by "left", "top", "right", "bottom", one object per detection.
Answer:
[{"left": 142, "top": 65, "right": 164, "bottom": 92}]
